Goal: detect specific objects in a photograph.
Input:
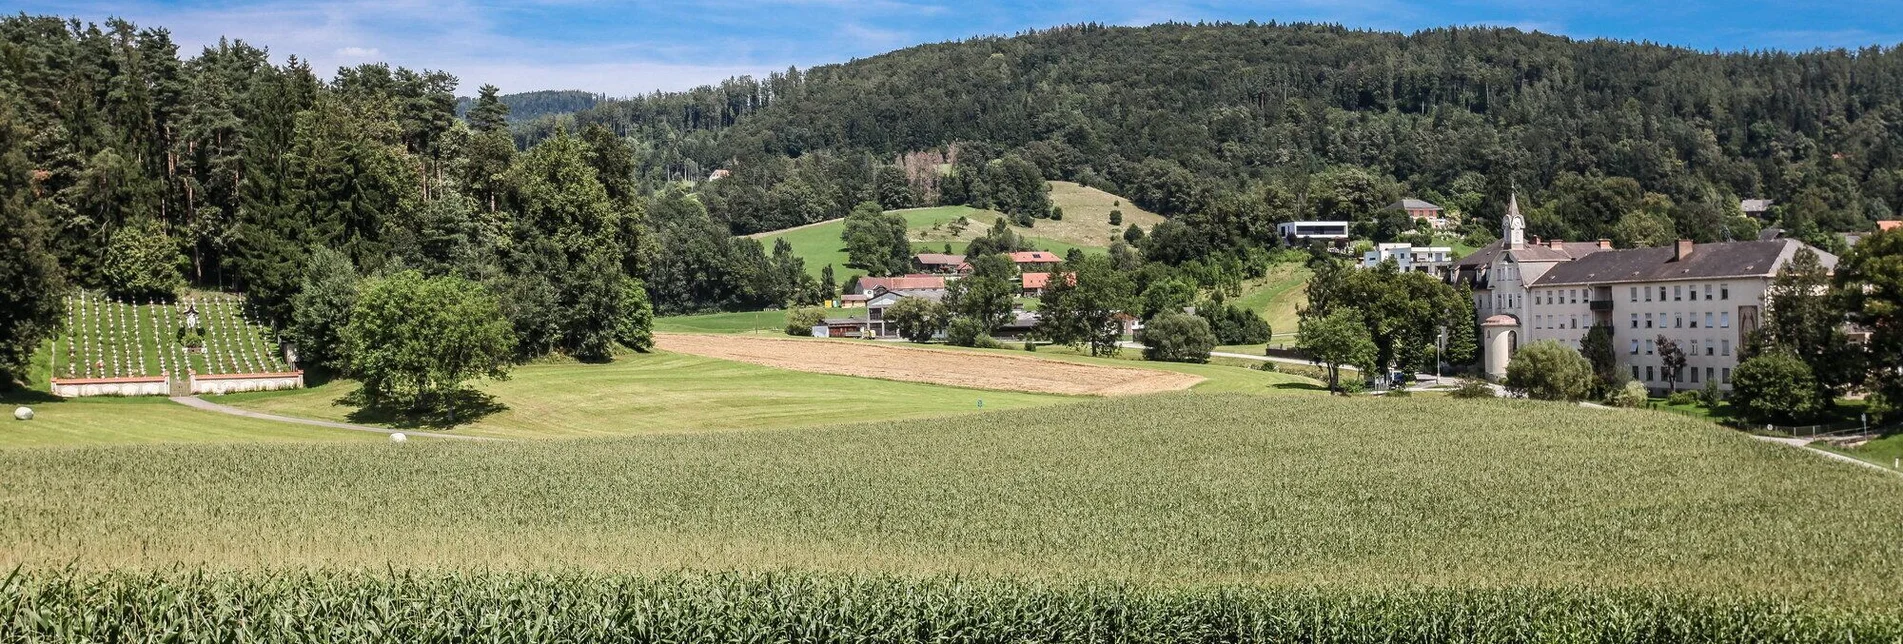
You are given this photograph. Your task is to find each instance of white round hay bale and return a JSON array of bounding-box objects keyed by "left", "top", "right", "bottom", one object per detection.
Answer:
[
  {"left": 389, "top": 432, "right": 408, "bottom": 443},
  {"left": 13, "top": 407, "right": 32, "bottom": 421}
]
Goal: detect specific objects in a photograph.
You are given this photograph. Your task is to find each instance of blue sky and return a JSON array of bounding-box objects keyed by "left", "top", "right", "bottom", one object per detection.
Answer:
[{"left": 21, "top": 0, "right": 1903, "bottom": 97}]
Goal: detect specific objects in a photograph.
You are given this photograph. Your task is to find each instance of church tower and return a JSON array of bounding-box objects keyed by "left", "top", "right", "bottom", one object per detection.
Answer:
[{"left": 1504, "top": 193, "right": 1526, "bottom": 250}]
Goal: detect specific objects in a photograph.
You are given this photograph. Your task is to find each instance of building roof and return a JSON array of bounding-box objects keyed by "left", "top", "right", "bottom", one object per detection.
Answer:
[
  {"left": 1455, "top": 238, "right": 1608, "bottom": 268},
  {"left": 1758, "top": 227, "right": 1786, "bottom": 241},
  {"left": 839, "top": 294, "right": 869, "bottom": 302},
  {"left": 1532, "top": 239, "right": 1836, "bottom": 287},
  {"left": 1740, "top": 198, "right": 1773, "bottom": 213},
  {"left": 1482, "top": 314, "right": 1519, "bottom": 327},
  {"left": 1009, "top": 251, "right": 1061, "bottom": 264},
  {"left": 1391, "top": 198, "right": 1443, "bottom": 212},
  {"left": 1019, "top": 272, "right": 1075, "bottom": 289},
  {"left": 914, "top": 253, "right": 967, "bottom": 266},
  {"left": 1880, "top": 220, "right": 1901, "bottom": 232},
  {"left": 858, "top": 275, "right": 947, "bottom": 292}
]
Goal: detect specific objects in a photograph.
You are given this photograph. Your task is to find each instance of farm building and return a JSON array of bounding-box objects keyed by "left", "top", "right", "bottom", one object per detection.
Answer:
[
  {"left": 1008, "top": 251, "right": 1061, "bottom": 272},
  {"left": 855, "top": 275, "right": 947, "bottom": 297},
  {"left": 913, "top": 253, "right": 971, "bottom": 274},
  {"left": 1019, "top": 272, "right": 1074, "bottom": 296}
]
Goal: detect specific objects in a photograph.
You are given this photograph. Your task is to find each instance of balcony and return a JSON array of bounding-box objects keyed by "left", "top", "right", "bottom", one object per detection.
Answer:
[{"left": 1589, "top": 300, "right": 1614, "bottom": 312}]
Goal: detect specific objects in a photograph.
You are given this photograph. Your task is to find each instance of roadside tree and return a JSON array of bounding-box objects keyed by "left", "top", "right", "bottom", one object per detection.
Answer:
[
  {"left": 1296, "top": 308, "right": 1376, "bottom": 394},
  {"left": 1730, "top": 352, "right": 1824, "bottom": 425},
  {"left": 1141, "top": 312, "right": 1216, "bottom": 363},
  {"left": 1503, "top": 340, "right": 1594, "bottom": 402},
  {"left": 1036, "top": 255, "right": 1136, "bottom": 356}
]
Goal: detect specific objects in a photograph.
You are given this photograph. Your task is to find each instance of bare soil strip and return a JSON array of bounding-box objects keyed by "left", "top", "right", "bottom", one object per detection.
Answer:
[{"left": 655, "top": 334, "right": 1203, "bottom": 396}]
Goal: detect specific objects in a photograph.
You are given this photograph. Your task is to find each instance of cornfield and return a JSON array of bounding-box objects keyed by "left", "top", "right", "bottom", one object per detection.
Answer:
[{"left": 2, "top": 570, "right": 1898, "bottom": 642}]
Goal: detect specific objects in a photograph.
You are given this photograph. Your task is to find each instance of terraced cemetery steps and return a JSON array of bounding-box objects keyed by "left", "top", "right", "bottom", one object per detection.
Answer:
[{"left": 53, "top": 292, "right": 292, "bottom": 381}]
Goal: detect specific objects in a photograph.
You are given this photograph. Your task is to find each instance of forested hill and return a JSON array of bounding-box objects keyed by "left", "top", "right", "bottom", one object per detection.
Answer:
[
  {"left": 455, "top": 89, "right": 602, "bottom": 123},
  {"left": 546, "top": 22, "right": 1903, "bottom": 242}
]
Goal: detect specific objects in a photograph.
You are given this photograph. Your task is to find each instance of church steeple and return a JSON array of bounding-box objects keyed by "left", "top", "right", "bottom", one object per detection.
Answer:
[{"left": 1504, "top": 193, "right": 1526, "bottom": 250}]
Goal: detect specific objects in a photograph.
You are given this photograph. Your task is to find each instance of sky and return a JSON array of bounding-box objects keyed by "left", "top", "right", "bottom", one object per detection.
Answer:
[{"left": 18, "top": 0, "right": 1903, "bottom": 97}]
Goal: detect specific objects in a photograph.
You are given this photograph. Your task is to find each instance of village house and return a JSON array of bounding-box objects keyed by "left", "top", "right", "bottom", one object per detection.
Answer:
[
  {"left": 1019, "top": 272, "right": 1075, "bottom": 296},
  {"left": 913, "top": 253, "right": 971, "bottom": 275},
  {"left": 1740, "top": 198, "right": 1773, "bottom": 219},
  {"left": 1277, "top": 221, "right": 1351, "bottom": 241},
  {"left": 1008, "top": 251, "right": 1061, "bottom": 272},
  {"left": 1389, "top": 198, "right": 1452, "bottom": 230},
  {"left": 854, "top": 275, "right": 947, "bottom": 297},
  {"left": 1361, "top": 242, "right": 1455, "bottom": 278}
]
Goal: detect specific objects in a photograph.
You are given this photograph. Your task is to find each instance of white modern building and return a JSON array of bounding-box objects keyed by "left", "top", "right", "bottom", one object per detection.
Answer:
[
  {"left": 1278, "top": 221, "right": 1351, "bottom": 240},
  {"left": 1362, "top": 242, "right": 1455, "bottom": 277}
]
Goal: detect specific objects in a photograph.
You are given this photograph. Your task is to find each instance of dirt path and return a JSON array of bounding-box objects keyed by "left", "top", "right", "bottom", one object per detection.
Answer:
[
  {"left": 657, "top": 334, "right": 1203, "bottom": 396},
  {"left": 169, "top": 397, "right": 504, "bottom": 441}
]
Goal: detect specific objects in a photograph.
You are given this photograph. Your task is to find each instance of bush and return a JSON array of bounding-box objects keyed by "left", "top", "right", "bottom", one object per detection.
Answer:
[
  {"left": 1449, "top": 378, "right": 1496, "bottom": 399},
  {"left": 785, "top": 307, "right": 827, "bottom": 336},
  {"left": 1109, "top": 209, "right": 1123, "bottom": 226},
  {"left": 1023, "top": 341, "right": 1037, "bottom": 352},
  {"left": 1201, "top": 300, "right": 1272, "bottom": 345},
  {"left": 1731, "top": 352, "right": 1823, "bottom": 425},
  {"left": 1386, "top": 386, "right": 1412, "bottom": 397},
  {"left": 1701, "top": 379, "right": 1723, "bottom": 407},
  {"left": 945, "top": 317, "right": 999, "bottom": 348},
  {"left": 1666, "top": 391, "right": 1700, "bottom": 406},
  {"left": 1606, "top": 380, "right": 1648, "bottom": 408},
  {"left": 1504, "top": 340, "right": 1595, "bottom": 401},
  {"left": 1140, "top": 313, "right": 1216, "bottom": 363},
  {"left": 1255, "top": 361, "right": 1278, "bottom": 373}
]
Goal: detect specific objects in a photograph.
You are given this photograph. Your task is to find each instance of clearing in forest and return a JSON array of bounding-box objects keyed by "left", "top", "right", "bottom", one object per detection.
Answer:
[{"left": 655, "top": 333, "right": 1204, "bottom": 396}]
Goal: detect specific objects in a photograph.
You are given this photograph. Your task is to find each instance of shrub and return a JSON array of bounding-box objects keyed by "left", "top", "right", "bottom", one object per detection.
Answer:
[
  {"left": 1666, "top": 391, "right": 1701, "bottom": 406},
  {"left": 1386, "top": 386, "right": 1413, "bottom": 397},
  {"left": 1109, "top": 209, "right": 1123, "bottom": 225},
  {"left": 1701, "top": 379, "right": 1723, "bottom": 407},
  {"left": 1504, "top": 340, "right": 1594, "bottom": 401},
  {"left": 945, "top": 317, "right": 999, "bottom": 348},
  {"left": 1140, "top": 313, "right": 1216, "bottom": 363},
  {"left": 785, "top": 307, "right": 827, "bottom": 336},
  {"left": 1255, "top": 361, "right": 1278, "bottom": 373},
  {"left": 1023, "top": 341, "right": 1037, "bottom": 352},
  {"left": 1731, "top": 352, "right": 1823, "bottom": 425},
  {"left": 1606, "top": 380, "right": 1648, "bottom": 408},
  {"left": 1449, "top": 378, "right": 1496, "bottom": 399}
]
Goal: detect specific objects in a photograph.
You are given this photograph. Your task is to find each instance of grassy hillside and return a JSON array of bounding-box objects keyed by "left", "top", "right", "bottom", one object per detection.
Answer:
[
  {"left": 0, "top": 394, "right": 378, "bottom": 448},
  {"left": 4, "top": 393, "right": 1899, "bottom": 607},
  {"left": 1216, "top": 262, "right": 1313, "bottom": 353},
  {"left": 51, "top": 292, "right": 292, "bottom": 380},
  {"left": 754, "top": 183, "right": 1145, "bottom": 279},
  {"left": 223, "top": 351, "right": 1063, "bottom": 439}
]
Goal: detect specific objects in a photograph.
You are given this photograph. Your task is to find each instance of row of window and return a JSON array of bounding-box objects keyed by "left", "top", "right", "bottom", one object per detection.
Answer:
[
  {"left": 1630, "top": 283, "right": 1729, "bottom": 303},
  {"left": 1635, "top": 365, "right": 1731, "bottom": 384},
  {"left": 1630, "top": 338, "right": 1731, "bottom": 357},
  {"left": 1630, "top": 311, "right": 1730, "bottom": 330},
  {"left": 1533, "top": 314, "right": 1583, "bottom": 330}
]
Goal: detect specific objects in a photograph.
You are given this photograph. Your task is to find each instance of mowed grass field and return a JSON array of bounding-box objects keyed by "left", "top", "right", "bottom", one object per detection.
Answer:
[
  {"left": 1219, "top": 262, "right": 1313, "bottom": 353},
  {"left": 0, "top": 394, "right": 378, "bottom": 448},
  {"left": 753, "top": 186, "right": 1145, "bottom": 279},
  {"left": 3, "top": 394, "right": 1900, "bottom": 607},
  {"left": 222, "top": 351, "right": 1065, "bottom": 439}
]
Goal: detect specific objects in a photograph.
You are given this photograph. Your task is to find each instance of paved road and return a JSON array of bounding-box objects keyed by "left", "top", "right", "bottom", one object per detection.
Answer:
[
  {"left": 169, "top": 396, "right": 505, "bottom": 442},
  {"left": 1751, "top": 434, "right": 1902, "bottom": 478}
]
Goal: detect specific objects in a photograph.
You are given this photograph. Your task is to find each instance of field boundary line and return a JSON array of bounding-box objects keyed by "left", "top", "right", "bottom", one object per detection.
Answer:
[
  {"left": 745, "top": 217, "right": 843, "bottom": 239},
  {"left": 168, "top": 396, "right": 505, "bottom": 442}
]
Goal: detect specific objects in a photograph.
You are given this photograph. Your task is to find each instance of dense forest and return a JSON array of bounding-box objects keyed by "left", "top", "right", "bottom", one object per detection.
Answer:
[
  {"left": 5, "top": 15, "right": 1903, "bottom": 386},
  {"left": 454, "top": 89, "right": 602, "bottom": 124}
]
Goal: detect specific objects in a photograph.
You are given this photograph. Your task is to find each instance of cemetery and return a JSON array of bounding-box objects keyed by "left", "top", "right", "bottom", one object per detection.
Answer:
[{"left": 48, "top": 292, "right": 303, "bottom": 397}]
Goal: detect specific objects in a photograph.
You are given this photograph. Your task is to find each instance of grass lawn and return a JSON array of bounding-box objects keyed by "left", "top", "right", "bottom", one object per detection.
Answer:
[
  {"left": 984, "top": 343, "right": 1324, "bottom": 394},
  {"left": 1217, "top": 261, "right": 1311, "bottom": 353},
  {"left": 754, "top": 199, "right": 1116, "bottom": 280},
  {"left": 1823, "top": 433, "right": 1903, "bottom": 471},
  {"left": 654, "top": 309, "right": 794, "bottom": 334},
  {"left": 222, "top": 350, "right": 1065, "bottom": 439},
  {"left": 3, "top": 393, "right": 1899, "bottom": 608},
  {"left": 0, "top": 393, "right": 379, "bottom": 448}
]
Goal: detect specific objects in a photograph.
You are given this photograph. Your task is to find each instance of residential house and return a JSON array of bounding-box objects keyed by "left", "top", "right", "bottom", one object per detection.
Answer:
[
  {"left": 1390, "top": 198, "right": 1452, "bottom": 230},
  {"left": 1362, "top": 243, "right": 1455, "bottom": 278},
  {"left": 1019, "top": 272, "right": 1075, "bottom": 296},
  {"left": 861, "top": 288, "right": 947, "bottom": 338},
  {"left": 1880, "top": 220, "right": 1901, "bottom": 233},
  {"left": 855, "top": 275, "right": 947, "bottom": 297},
  {"left": 1009, "top": 251, "right": 1061, "bottom": 272},
  {"left": 1277, "top": 221, "right": 1351, "bottom": 241},
  {"left": 913, "top": 253, "right": 971, "bottom": 275},
  {"left": 1740, "top": 199, "right": 1773, "bottom": 219},
  {"left": 1509, "top": 238, "right": 1836, "bottom": 394}
]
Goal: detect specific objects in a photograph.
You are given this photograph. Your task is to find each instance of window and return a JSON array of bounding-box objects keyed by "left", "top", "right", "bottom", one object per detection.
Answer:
[
  {"left": 1659, "top": 286, "right": 1668, "bottom": 302},
  {"left": 1720, "top": 312, "right": 1730, "bottom": 328},
  {"left": 1570, "top": 289, "right": 1578, "bottom": 304},
  {"left": 1707, "top": 367, "right": 1715, "bottom": 383},
  {"left": 1646, "top": 339, "right": 1655, "bottom": 355},
  {"left": 1704, "top": 312, "right": 1713, "bottom": 328},
  {"left": 1705, "top": 340, "right": 1715, "bottom": 356},
  {"left": 1646, "top": 366, "right": 1655, "bottom": 381},
  {"left": 1631, "top": 313, "right": 1639, "bottom": 329},
  {"left": 1629, "top": 340, "right": 1640, "bottom": 355},
  {"left": 1692, "top": 368, "right": 1701, "bottom": 384},
  {"left": 1631, "top": 287, "right": 1639, "bottom": 302},
  {"left": 1690, "top": 340, "right": 1699, "bottom": 355},
  {"left": 1689, "top": 287, "right": 1698, "bottom": 301},
  {"left": 1571, "top": 316, "right": 1579, "bottom": 329},
  {"left": 1674, "top": 285, "right": 1682, "bottom": 301},
  {"left": 1722, "top": 368, "right": 1731, "bottom": 384},
  {"left": 1690, "top": 314, "right": 1699, "bottom": 329},
  {"left": 1721, "top": 284, "right": 1729, "bottom": 300},
  {"left": 1645, "top": 313, "right": 1654, "bottom": 328},
  {"left": 1721, "top": 339, "right": 1731, "bottom": 356},
  {"left": 1675, "top": 314, "right": 1683, "bottom": 328},
  {"left": 1645, "top": 288, "right": 1653, "bottom": 302},
  {"left": 1535, "top": 315, "right": 1543, "bottom": 329},
  {"left": 1633, "top": 365, "right": 1642, "bottom": 380}
]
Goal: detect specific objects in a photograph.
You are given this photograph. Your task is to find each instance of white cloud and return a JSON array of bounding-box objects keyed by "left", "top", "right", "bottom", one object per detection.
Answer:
[{"left": 333, "top": 46, "right": 382, "bottom": 58}]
